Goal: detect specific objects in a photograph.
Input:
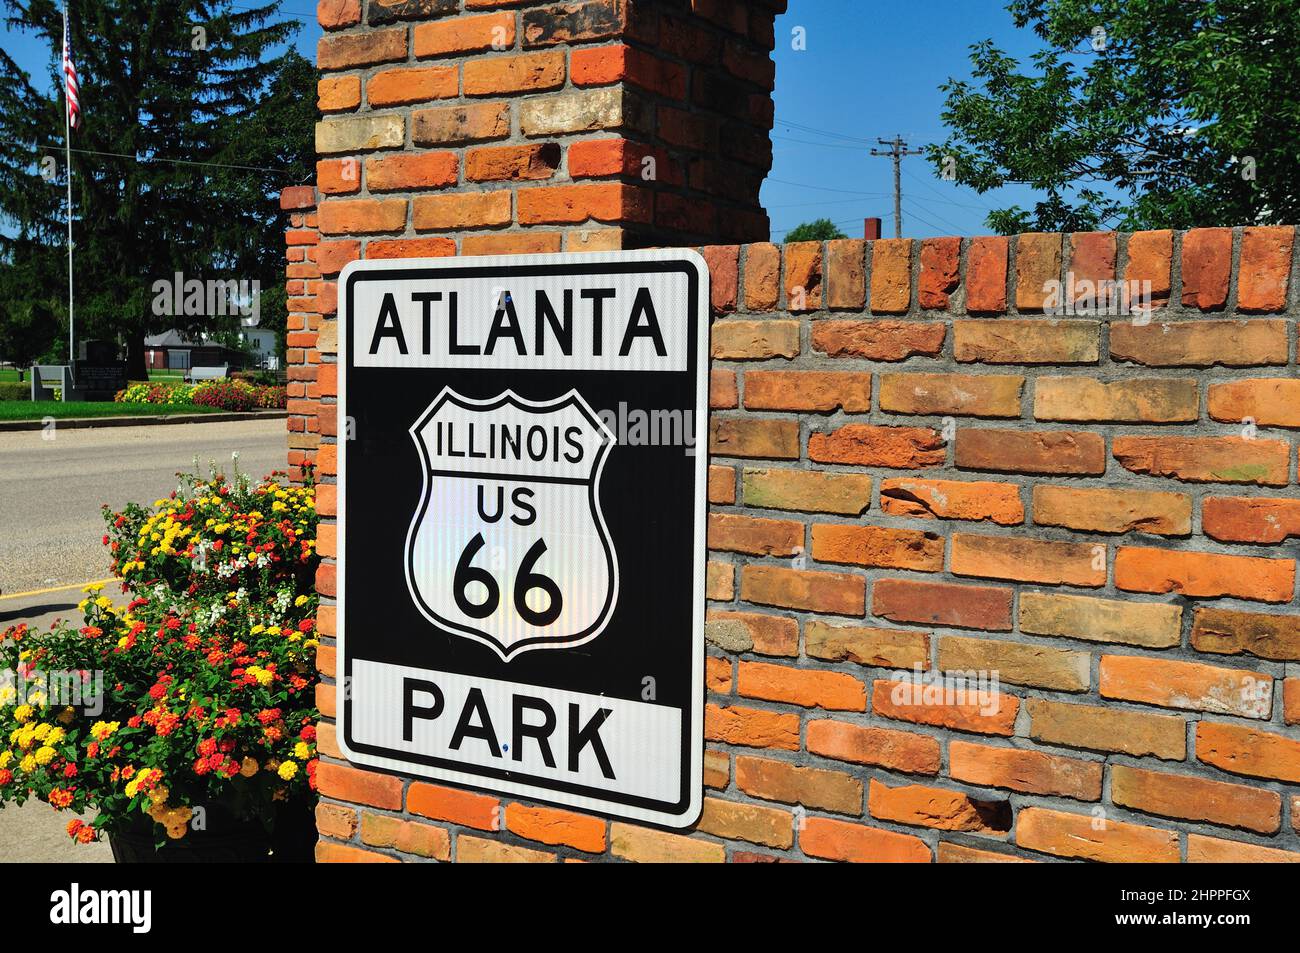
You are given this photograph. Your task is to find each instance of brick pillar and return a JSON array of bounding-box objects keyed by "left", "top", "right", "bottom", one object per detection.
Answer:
[
  {"left": 280, "top": 185, "right": 323, "bottom": 483},
  {"left": 314, "top": 0, "right": 784, "bottom": 255}
]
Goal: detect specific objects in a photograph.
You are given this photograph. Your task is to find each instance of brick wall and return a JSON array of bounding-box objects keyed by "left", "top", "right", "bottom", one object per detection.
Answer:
[
  {"left": 313, "top": 0, "right": 782, "bottom": 254},
  {"left": 289, "top": 212, "right": 1300, "bottom": 861}
]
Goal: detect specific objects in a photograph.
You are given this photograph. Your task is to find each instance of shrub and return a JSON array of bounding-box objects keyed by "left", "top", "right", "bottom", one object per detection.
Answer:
[
  {"left": 253, "top": 385, "right": 286, "bottom": 409},
  {"left": 115, "top": 381, "right": 194, "bottom": 405},
  {"left": 0, "top": 382, "right": 29, "bottom": 401},
  {"left": 190, "top": 379, "right": 256, "bottom": 412}
]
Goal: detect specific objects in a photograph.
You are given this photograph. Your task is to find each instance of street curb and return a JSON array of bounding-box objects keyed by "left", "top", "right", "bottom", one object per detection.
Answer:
[{"left": 0, "top": 410, "right": 288, "bottom": 432}]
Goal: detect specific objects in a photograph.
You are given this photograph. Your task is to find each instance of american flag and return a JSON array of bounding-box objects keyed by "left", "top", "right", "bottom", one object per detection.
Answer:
[{"left": 62, "top": 11, "right": 80, "bottom": 130}]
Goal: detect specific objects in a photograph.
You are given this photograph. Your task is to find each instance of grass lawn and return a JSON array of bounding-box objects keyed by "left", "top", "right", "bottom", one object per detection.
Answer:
[{"left": 0, "top": 401, "right": 223, "bottom": 422}]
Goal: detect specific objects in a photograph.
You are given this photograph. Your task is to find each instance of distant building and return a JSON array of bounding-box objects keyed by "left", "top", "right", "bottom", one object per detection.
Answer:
[{"left": 144, "top": 328, "right": 279, "bottom": 371}]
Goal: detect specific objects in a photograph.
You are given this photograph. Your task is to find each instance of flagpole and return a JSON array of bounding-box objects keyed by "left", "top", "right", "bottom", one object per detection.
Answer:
[{"left": 63, "top": 0, "right": 75, "bottom": 373}]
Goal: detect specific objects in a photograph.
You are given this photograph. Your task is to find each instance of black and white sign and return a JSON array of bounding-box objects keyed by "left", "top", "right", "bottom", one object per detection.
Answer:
[{"left": 336, "top": 250, "right": 708, "bottom": 827}]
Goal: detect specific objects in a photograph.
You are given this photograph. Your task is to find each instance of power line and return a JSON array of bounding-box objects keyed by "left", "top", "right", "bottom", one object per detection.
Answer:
[
  {"left": 870, "top": 135, "right": 926, "bottom": 238},
  {"left": 27, "top": 141, "right": 298, "bottom": 176}
]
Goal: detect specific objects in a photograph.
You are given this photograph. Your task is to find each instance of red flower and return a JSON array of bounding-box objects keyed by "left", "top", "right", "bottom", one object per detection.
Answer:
[{"left": 0, "top": 769, "right": 12, "bottom": 786}]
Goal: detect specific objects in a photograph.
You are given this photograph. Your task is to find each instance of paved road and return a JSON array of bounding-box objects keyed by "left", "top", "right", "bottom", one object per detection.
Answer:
[
  {"left": 0, "top": 418, "right": 287, "bottom": 595},
  {"left": 0, "top": 417, "right": 286, "bottom": 863}
]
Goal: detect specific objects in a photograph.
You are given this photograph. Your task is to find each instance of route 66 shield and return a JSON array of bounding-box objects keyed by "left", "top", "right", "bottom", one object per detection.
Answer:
[{"left": 404, "top": 386, "right": 619, "bottom": 660}]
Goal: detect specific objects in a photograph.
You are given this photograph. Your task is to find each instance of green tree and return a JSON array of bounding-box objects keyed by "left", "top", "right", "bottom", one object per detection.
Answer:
[
  {"left": 0, "top": 241, "right": 60, "bottom": 376},
  {"left": 784, "top": 218, "right": 849, "bottom": 243},
  {"left": 931, "top": 0, "right": 1300, "bottom": 233},
  {"left": 0, "top": 0, "right": 314, "bottom": 378}
]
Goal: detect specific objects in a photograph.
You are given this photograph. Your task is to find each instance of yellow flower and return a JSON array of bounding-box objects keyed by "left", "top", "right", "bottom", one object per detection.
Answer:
[
  {"left": 293, "top": 741, "right": 311, "bottom": 760},
  {"left": 0, "top": 686, "right": 14, "bottom": 705},
  {"left": 32, "top": 722, "right": 50, "bottom": 741},
  {"left": 294, "top": 594, "right": 308, "bottom": 607},
  {"left": 45, "top": 727, "right": 65, "bottom": 745},
  {"left": 95, "top": 597, "right": 113, "bottom": 610},
  {"left": 246, "top": 666, "right": 273, "bottom": 687},
  {"left": 19, "top": 754, "right": 37, "bottom": 773},
  {"left": 82, "top": 583, "right": 105, "bottom": 594},
  {"left": 13, "top": 705, "right": 33, "bottom": 724},
  {"left": 90, "top": 721, "right": 120, "bottom": 741},
  {"left": 0, "top": 750, "right": 11, "bottom": 768},
  {"left": 34, "top": 746, "right": 56, "bottom": 765},
  {"left": 277, "top": 761, "right": 298, "bottom": 781}
]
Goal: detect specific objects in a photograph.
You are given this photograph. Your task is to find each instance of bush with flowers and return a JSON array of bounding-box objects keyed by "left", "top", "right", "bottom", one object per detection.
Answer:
[
  {"left": 190, "top": 379, "right": 257, "bottom": 412},
  {"left": 115, "top": 381, "right": 195, "bottom": 405},
  {"left": 0, "top": 468, "right": 319, "bottom": 853}
]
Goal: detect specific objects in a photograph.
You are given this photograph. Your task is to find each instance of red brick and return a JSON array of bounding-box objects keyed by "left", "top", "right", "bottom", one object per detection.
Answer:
[
  {"left": 966, "top": 236, "right": 1008, "bottom": 312},
  {"left": 505, "top": 804, "right": 606, "bottom": 853},
  {"left": 872, "top": 677, "right": 1018, "bottom": 735},
  {"left": 743, "top": 243, "right": 780, "bottom": 310},
  {"left": 1115, "top": 545, "right": 1294, "bottom": 602},
  {"left": 414, "top": 12, "right": 515, "bottom": 57},
  {"left": 813, "top": 320, "right": 946, "bottom": 361},
  {"left": 1208, "top": 378, "right": 1300, "bottom": 427},
  {"left": 807, "top": 719, "right": 940, "bottom": 774},
  {"left": 368, "top": 65, "right": 458, "bottom": 107},
  {"left": 735, "top": 756, "right": 863, "bottom": 814},
  {"left": 1110, "top": 319, "right": 1288, "bottom": 367},
  {"left": 1112, "top": 435, "right": 1290, "bottom": 486},
  {"left": 918, "top": 236, "right": 960, "bottom": 309},
  {"left": 738, "top": 661, "right": 866, "bottom": 711},
  {"left": 406, "top": 782, "right": 500, "bottom": 830},
  {"left": 740, "top": 564, "right": 865, "bottom": 616},
  {"left": 955, "top": 429, "right": 1105, "bottom": 475},
  {"left": 1110, "top": 765, "right": 1280, "bottom": 835},
  {"left": 744, "top": 371, "right": 871, "bottom": 412},
  {"left": 811, "top": 523, "right": 943, "bottom": 572},
  {"left": 700, "top": 245, "right": 739, "bottom": 313},
  {"left": 1124, "top": 230, "right": 1173, "bottom": 309},
  {"left": 1236, "top": 226, "right": 1294, "bottom": 312},
  {"left": 366, "top": 152, "right": 458, "bottom": 192},
  {"left": 826, "top": 239, "right": 866, "bottom": 309},
  {"left": 709, "top": 417, "right": 799, "bottom": 459},
  {"left": 1101, "top": 655, "right": 1273, "bottom": 719},
  {"left": 872, "top": 578, "right": 1013, "bottom": 631},
  {"left": 869, "top": 779, "right": 1011, "bottom": 833},
  {"left": 951, "top": 533, "right": 1105, "bottom": 587},
  {"left": 799, "top": 817, "right": 930, "bottom": 862},
  {"left": 1016, "top": 807, "right": 1178, "bottom": 862},
  {"left": 1180, "top": 227, "right": 1232, "bottom": 309},
  {"left": 879, "top": 478, "right": 1024, "bottom": 525},
  {"left": 1190, "top": 606, "right": 1300, "bottom": 661},
  {"left": 950, "top": 740, "right": 1101, "bottom": 800},
  {"left": 783, "top": 241, "right": 822, "bottom": 311},
  {"left": 808, "top": 424, "right": 945, "bottom": 469},
  {"left": 870, "top": 239, "right": 911, "bottom": 314},
  {"left": 879, "top": 372, "right": 1023, "bottom": 417},
  {"left": 1015, "top": 232, "right": 1062, "bottom": 311},
  {"left": 316, "top": 762, "right": 402, "bottom": 810},
  {"left": 704, "top": 704, "right": 800, "bottom": 750},
  {"left": 1196, "top": 721, "right": 1300, "bottom": 783},
  {"left": 707, "top": 512, "right": 802, "bottom": 557}
]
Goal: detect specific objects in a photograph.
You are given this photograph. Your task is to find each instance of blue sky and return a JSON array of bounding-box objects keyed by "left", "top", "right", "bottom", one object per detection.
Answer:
[
  {"left": 764, "top": 0, "right": 1046, "bottom": 239},
  {"left": 2, "top": 0, "right": 1042, "bottom": 241}
]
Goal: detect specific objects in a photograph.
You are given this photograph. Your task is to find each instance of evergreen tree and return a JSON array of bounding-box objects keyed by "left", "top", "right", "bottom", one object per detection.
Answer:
[{"left": 0, "top": 0, "right": 314, "bottom": 377}]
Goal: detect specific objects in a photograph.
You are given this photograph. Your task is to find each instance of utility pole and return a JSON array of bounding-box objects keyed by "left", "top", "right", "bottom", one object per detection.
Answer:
[{"left": 870, "top": 135, "right": 925, "bottom": 238}]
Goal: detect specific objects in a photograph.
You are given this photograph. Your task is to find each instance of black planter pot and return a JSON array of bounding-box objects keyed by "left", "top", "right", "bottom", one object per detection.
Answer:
[{"left": 108, "top": 797, "right": 317, "bottom": 863}]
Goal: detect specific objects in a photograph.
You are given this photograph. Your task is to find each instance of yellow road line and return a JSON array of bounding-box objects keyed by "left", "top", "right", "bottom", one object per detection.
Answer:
[{"left": 0, "top": 578, "right": 116, "bottom": 602}]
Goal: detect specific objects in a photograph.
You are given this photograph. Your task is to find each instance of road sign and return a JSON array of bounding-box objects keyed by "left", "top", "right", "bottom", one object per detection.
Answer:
[{"left": 336, "top": 250, "right": 709, "bottom": 828}]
